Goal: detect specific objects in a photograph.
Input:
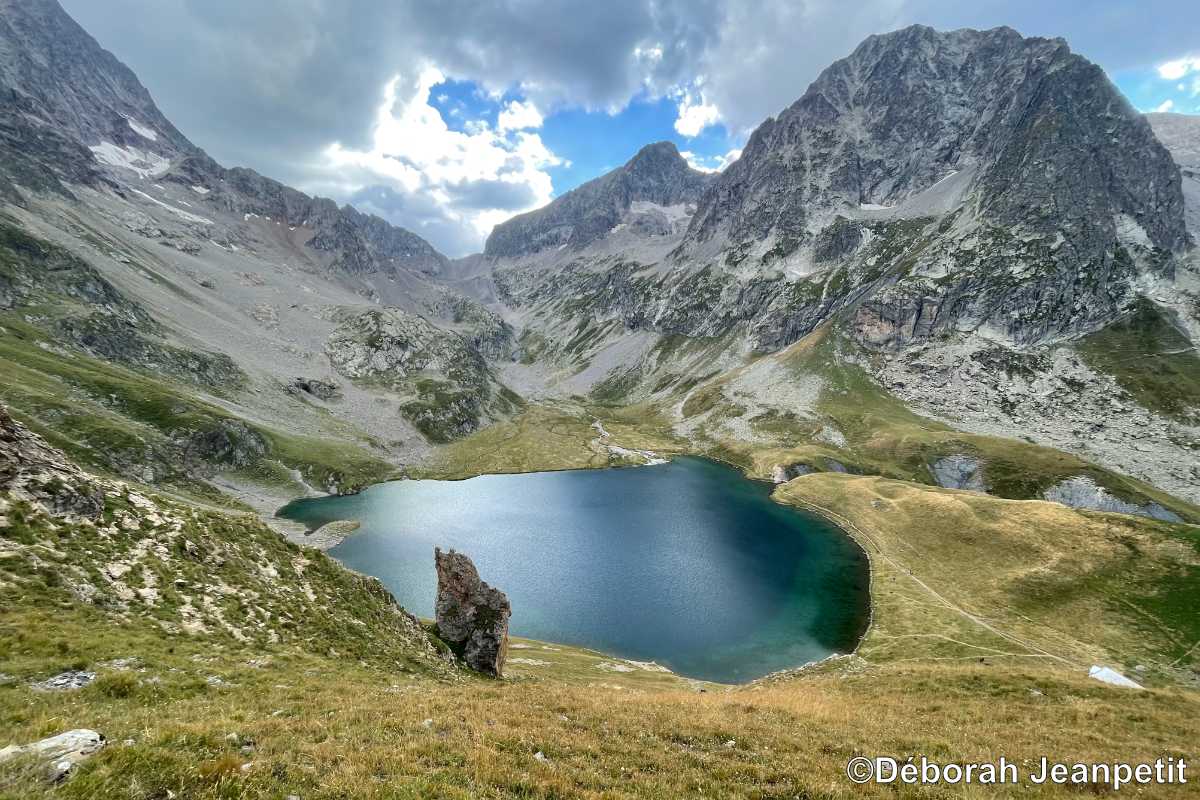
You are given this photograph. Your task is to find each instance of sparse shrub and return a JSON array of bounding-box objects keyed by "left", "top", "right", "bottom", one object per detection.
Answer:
[{"left": 90, "top": 671, "right": 139, "bottom": 699}]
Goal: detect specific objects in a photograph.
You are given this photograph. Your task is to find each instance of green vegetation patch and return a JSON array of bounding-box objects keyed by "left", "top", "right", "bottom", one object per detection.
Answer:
[{"left": 1076, "top": 297, "right": 1200, "bottom": 423}]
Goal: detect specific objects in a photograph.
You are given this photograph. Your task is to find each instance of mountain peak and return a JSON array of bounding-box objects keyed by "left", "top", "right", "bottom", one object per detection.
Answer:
[
  {"left": 629, "top": 140, "right": 684, "bottom": 163},
  {"left": 682, "top": 24, "right": 1187, "bottom": 267},
  {"left": 484, "top": 141, "right": 713, "bottom": 259}
]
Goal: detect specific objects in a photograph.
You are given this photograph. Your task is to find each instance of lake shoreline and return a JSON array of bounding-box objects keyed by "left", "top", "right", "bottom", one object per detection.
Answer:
[{"left": 277, "top": 456, "right": 871, "bottom": 684}]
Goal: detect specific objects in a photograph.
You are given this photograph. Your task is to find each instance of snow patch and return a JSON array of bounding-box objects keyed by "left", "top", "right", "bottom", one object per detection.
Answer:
[
  {"left": 89, "top": 142, "right": 170, "bottom": 179},
  {"left": 130, "top": 189, "right": 214, "bottom": 225},
  {"left": 191, "top": 185, "right": 210, "bottom": 195},
  {"left": 1089, "top": 665, "right": 1142, "bottom": 689},
  {"left": 1113, "top": 214, "right": 1152, "bottom": 248},
  {"left": 125, "top": 117, "right": 158, "bottom": 142}
]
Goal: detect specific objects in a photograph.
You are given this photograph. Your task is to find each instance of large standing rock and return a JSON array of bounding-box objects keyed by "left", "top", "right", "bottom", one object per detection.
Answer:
[{"left": 434, "top": 548, "right": 511, "bottom": 677}]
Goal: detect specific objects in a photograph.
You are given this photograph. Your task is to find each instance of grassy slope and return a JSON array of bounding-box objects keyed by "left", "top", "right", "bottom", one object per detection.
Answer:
[
  {"left": 423, "top": 403, "right": 683, "bottom": 480},
  {"left": 0, "top": 315, "right": 398, "bottom": 498},
  {"left": 1076, "top": 297, "right": 1200, "bottom": 424},
  {"left": 775, "top": 475, "right": 1200, "bottom": 681}
]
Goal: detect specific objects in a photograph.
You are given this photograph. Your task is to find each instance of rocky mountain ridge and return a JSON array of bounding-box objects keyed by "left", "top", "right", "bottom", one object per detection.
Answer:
[
  {"left": 485, "top": 141, "right": 714, "bottom": 259},
  {"left": 491, "top": 25, "right": 1193, "bottom": 366}
]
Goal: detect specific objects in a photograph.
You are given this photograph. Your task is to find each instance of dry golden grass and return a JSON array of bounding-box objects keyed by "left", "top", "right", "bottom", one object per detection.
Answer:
[
  {"left": 776, "top": 475, "right": 1200, "bottom": 683},
  {"left": 4, "top": 651, "right": 1197, "bottom": 799},
  {"left": 421, "top": 405, "right": 608, "bottom": 479}
]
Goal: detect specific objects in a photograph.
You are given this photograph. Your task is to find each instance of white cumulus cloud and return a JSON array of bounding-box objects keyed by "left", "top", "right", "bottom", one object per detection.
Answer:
[
  {"left": 681, "top": 147, "right": 742, "bottom": 173},
  {"left": 312, "top": 67, "right": 562, "bottom": 255},
  {"left": 1157, "top": 55, "right": 1200, "bottom": 81},
  {"left": 674, "top": 88, "right": 722, "bottom": 137},
  {"left": 1153, "top": 99, "right": 1175, "bottom": 112},
  {"left": 497, "top": 99, "right": 544, "bottom": 132}
]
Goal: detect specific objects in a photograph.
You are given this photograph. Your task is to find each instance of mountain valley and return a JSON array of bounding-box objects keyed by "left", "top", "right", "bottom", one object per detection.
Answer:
[{"left": 1, "top": 1, "right": 1199, "bottom": 797}]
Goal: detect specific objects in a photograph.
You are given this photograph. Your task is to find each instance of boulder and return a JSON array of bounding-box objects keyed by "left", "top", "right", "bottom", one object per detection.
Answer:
[
  {"left": 434, "top": 548, "right": 511, "bottom": 677},
  {"left": 0, "top": 729, "right": 106, "bottom": 782}
]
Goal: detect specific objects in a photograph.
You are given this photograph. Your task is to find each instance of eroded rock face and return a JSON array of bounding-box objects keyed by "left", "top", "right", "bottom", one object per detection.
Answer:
[
  {"left": 434, "top": 548, "right": 511, "bottom": 677},
  {"left": 0, "top": 404, "right": 104, "bottom": 520},
  {"left": 931, "top": 454, "right": 987, "bottom": 492},
  {"left": 1044, "top": 476, "right": 1182, "bottom": 522}
]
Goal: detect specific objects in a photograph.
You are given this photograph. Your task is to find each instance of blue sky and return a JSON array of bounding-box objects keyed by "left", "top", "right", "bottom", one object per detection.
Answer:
[
  {"left": 1113, "top": 63, "right": 1200, "bottom": 117},
  {"left": 428, "top": 79, "right": 741, "bottom": 189},
  {"left": 59, "top": 0, "right": 1200, "bottom": 256}
]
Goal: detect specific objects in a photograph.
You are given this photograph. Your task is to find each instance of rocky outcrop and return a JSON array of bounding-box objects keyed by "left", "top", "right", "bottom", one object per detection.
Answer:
[
  {"left": 287, "top": 377, "right": 342, "bottom": 401},
  {"left": 423, "top": 288, "right": 516, "bottom": 361},
  {"left": 433, "top": 548, "right": 511, "bottom": 677},
  {"left": 930, "top": 455, "right": 987, "bottom": 492},
  {"left": 0, "top": 404, "right": 105, "bottom": 520},
  {"left": 772, "top": 463, "right": 814, "bottom": 483},
  {"left": 325, "top": 307, "right": 520, "bottom": 442},
  {"left": 1043, "top": 476, "right": 1182, "bottom": 522},
  {"left": 485, "top": 141, "right": 714, "bottom": 258},
  {"left": 325, "top": 308, "right": 485, "bottom": 386}
]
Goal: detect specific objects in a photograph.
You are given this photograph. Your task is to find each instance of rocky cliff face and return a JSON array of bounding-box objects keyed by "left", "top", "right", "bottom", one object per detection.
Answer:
[
  {"left": 0, "top": 0, "right": 193, "bottom": 202},
  {"left": 0, "top": 404, "right": 105, "bottom": 520},
  {"left": 433, "top": 548, "right": 510, "bottom": 677},
  {"left": 675, "top": 25, "right": 1190, "bottom": 347},
  {"left": 485, "top": 141, "right": 714, "bottom": 259},
  {"left": 1148, "top": 112, "right": 1200, "bottom": 237},
  {"left": 685, "top": 26, "right": 1187, "bottom": 259}
]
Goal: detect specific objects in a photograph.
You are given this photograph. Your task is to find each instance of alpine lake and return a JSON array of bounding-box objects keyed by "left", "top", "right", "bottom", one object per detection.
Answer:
[{"left": 278, "top": 456, "right": 870, "bottom": 684}]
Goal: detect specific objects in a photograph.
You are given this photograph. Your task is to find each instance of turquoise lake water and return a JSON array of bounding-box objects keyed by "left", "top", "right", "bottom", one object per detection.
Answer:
[{"left": 277, "top": 456, "right": 869, "bottom": 683}]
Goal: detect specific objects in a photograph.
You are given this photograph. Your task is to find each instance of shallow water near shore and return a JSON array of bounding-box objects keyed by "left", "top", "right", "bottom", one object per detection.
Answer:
[{"left": 277, "top": 456, "right": 869, "bottom": 683}]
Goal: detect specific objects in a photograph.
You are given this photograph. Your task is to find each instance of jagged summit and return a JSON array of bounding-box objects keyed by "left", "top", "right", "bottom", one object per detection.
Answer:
[
  {"left": 483, "top": 140, "right": 715, "bottom": 259},
  {"left": 682, "top": 23, "right": 1188, "bottom": 261}
]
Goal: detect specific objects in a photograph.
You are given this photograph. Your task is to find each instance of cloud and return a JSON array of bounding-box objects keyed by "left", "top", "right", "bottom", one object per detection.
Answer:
[
  {"left": 497, "top": 99, "right": 544, "bottom": 132},
  {"left": 681, "top": 148, "right": 742, "bottom": 172},
  {"left": 673, "top": 87, "right": 722, "bottom": 137},
  {"left": 1153, "top": 99, "right": 1175, "bottom": 112},
  {"left": 1157, "top": 55, "right": 1200, "bottom": 81},
  {"left": 309, "top": 67, "right": 562, "bottom": 255}
]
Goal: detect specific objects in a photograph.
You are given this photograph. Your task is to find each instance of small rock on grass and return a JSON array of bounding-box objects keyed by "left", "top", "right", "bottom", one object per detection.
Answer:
[
  {"left": 31, "top": 670, "right": 95, "bottom": 691},
  {"left": 0, "top": 729, "right": 106, "bottom": 782}
]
